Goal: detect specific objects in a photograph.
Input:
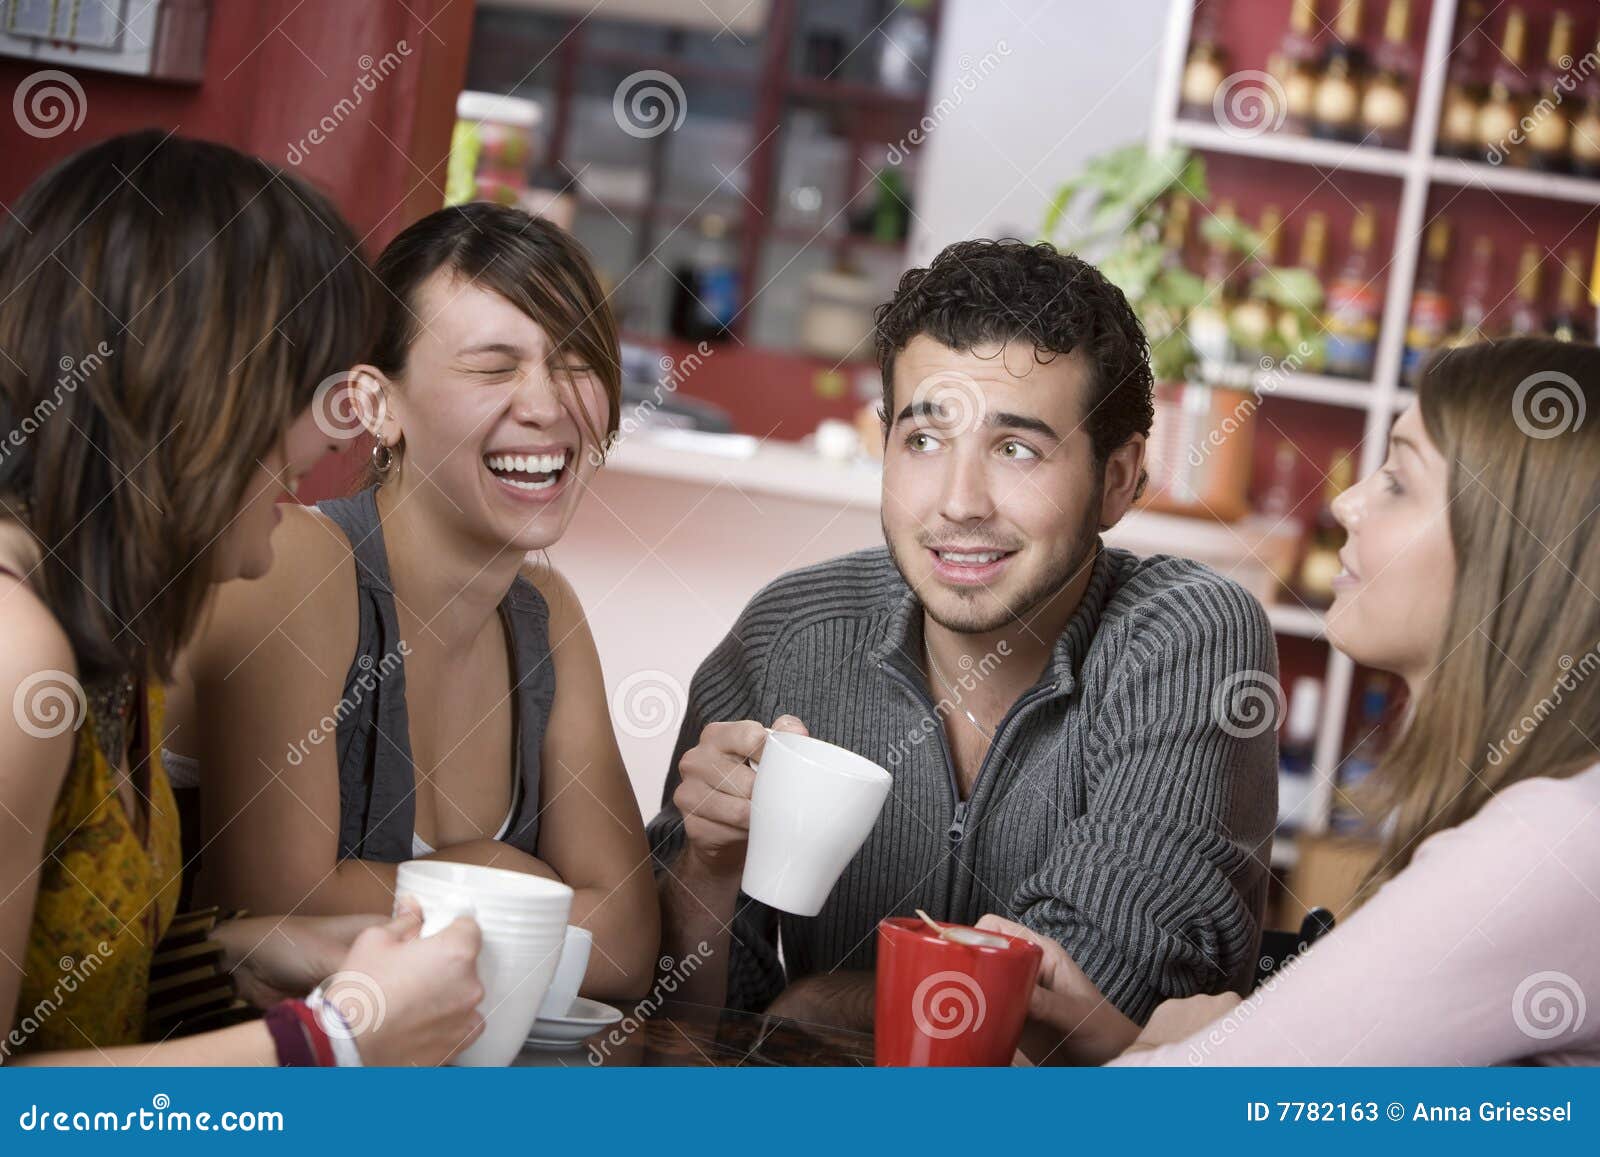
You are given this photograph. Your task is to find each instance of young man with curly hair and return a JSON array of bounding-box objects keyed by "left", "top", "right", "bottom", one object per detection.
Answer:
[{"left": 647, "top": 239, "right": 1278, "bottom": 1060}]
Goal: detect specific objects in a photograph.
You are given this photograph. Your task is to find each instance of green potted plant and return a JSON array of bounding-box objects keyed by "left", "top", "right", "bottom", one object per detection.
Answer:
[
  {"left": 1040, "top": 143, "right": 1325, "bottom": 377},
  {"left": 1040, "top": 143, "right": 1325, "bottom": 524}
]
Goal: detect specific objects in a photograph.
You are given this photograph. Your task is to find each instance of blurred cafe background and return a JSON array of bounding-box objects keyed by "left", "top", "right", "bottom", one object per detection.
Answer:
[{"left": 4, "top": 0, "right": 1599, "bottom": 934}]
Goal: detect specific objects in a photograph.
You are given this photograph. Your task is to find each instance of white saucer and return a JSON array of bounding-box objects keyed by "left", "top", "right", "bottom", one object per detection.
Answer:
[{"left": 523, "top": 996, "right": 625, "bottom": 1049}]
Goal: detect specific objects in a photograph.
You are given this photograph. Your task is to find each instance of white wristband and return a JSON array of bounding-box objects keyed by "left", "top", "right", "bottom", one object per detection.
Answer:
[{"left": 306, "top": 984, "right": 365, "bottom": 1068}]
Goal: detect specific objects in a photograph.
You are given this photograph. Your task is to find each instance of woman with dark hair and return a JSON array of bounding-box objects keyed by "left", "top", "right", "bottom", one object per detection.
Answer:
[
  {"left": 0, "top": 132, "right": 484, "bottom": 1065},
  {"left": 173, "top": 203, "right": 659, "bottom": 1002},
  {"left": 984, "top": 337, "right": 1600, "bottom": 1066}
]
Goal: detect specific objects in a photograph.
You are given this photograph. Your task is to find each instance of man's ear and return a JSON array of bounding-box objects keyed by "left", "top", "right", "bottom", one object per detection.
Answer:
[
  {"left": 348, "top": 365, "right": 400, "bottom": 445},
  {"left": 1098, "top": 434, "right": 1147, "bottom": 531}
]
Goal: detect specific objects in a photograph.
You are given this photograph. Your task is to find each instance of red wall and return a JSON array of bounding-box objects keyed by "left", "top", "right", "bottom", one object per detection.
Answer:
[
  {"left": 1, "top": 0, "right": 477, "bottom": 499},
  {"left": 1, "top": 0, "right": 475, "bottom": 241}
]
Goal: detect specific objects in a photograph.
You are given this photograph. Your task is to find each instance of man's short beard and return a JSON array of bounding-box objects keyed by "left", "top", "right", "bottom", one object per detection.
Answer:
[{"left": 882, "top": 497, "right": 1103, "bottom": 636}]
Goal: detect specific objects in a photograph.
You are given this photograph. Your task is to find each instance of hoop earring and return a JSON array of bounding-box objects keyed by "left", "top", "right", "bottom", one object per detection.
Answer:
[{"left": 372, "top": 441, "right": 396, "bottom": 477}]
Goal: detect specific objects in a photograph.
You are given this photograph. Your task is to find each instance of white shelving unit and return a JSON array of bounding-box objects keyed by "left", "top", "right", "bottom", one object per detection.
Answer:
[{"left": 1148, "top": 0, "right": 1600, "bottom": 837}]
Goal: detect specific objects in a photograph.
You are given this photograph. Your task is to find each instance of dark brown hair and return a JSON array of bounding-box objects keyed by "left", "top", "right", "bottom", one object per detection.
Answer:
[
  {"left": 0, "top": 131, "right": 379, "bottom": 684},
  {"left": 872, "top": 237, "right": 1155, "bottom": 493},
  {"left": 359, "top": 202, "right": 622, "bottom": 487},
  {"left": 1356, "top": 337, "right": 1600, "bottom": 900}
]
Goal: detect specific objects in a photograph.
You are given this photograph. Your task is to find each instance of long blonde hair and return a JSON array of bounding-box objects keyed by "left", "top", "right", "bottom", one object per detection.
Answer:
[{"left": 1356, "top": 337, "right": 1600, "bottom": 900}]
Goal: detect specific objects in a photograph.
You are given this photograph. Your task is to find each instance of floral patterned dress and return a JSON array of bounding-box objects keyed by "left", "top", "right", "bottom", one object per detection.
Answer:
[{"left": 11, "top": 683, "right": 182, "bottom": 1055}]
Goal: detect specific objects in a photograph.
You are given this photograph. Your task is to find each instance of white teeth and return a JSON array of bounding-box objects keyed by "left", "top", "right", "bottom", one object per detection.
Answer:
[
  {"left": 485, "top": 451, "right": 568, "bottom": 474},
  {"left": 940, "top": 551, "right": 1003, "bottom": 565},
  {"left": 499, "top": 474, "right": 558, "bottom": 491}
]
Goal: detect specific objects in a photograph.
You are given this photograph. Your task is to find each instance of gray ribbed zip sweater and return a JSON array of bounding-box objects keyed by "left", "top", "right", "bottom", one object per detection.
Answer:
[{"left": 647, "top": 544, "right": 1278, "bottom": 1023}]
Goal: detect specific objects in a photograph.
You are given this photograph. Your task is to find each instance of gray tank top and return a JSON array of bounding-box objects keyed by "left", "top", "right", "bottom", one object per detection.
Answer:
[{"left": 317, "top": 487, "right": 555, "bottom": 863}]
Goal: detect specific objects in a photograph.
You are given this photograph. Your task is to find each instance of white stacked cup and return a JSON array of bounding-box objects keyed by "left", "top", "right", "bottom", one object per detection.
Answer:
[{"left": 394, "top": 860, "right": 575, "bottom": 1066}]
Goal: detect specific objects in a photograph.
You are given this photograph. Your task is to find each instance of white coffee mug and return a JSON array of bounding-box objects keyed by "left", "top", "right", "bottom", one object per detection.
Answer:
[
  {"left": 740, "top": 730, "right": 893, "bottom": 917},
  {"left": 536, "top": 925, "right": 593, "bottom": 1020}
]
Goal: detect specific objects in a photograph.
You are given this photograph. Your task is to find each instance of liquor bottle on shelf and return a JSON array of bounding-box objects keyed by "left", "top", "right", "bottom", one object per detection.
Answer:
[
  {"left": 1313, "top": 0, "right": 1368, "bottom": 142},
  {"left": 1323, "top": 206, "right": 1382, "bottom": 380},
  {"left": 1270, "top": 0, "right": 1323, "bottom": 136},
  {"left": 1258, "top": 441, "right": 1307, "bottom": 597},
  {"left": 1475, "top": 6, "right": 1530, "bottom": 166},
  {"left": 669, "top": 214, "right": 739, "bottom": 344},
  {"left": 1437, "top": 1, "right": 1488, "bottom": 159},
  {"left": 1181, "top": 0, "right": 1229, "bottom": 120},
  {"left": 1231, "top": 206, "right": 1282, "bottom": 365},
  {"left": 1362, "top": 0, "right": 1415, "bottom": 149},
  {"left": 1188, "top": 200, "right": 1239, "bottom": 380},
  {"left": 1549, "top": 251, "right": 1595, "bottom": 344},
  {"left": 1161, "top": 195, "right": 1193, "bottom": 271},
  {"left": 1277, "top": 211, "right": 1328, "bottom": 369},
  {"left": 1278, "top": 676, "right": 1324, "bottom": 833},
  {"left": 1507, "top": 244, "right": 1547, "bottom": 337},
  {"left": 1332, "top": 676, "right": 1392, "bottom": 834},
  {"left": 1295, "top": 450, "right": 1353, "bottom": 609},
  {"left": 1401, "top": 218, "right": 1455, "bottom": 385},
  {"left": 1445, "top": 236, "right": 1496, "bottom": 348},
  {"left": 1572, "top": 63, "right": 1600, "bottom": 179},
  {"left": 1526, "top": 11, "right": 1575, "bottom": 173}
]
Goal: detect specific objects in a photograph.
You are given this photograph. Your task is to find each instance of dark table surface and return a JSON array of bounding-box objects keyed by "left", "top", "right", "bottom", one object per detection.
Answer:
[{"left": 513, "top": 999, "right": 876, "bottom": 1068}]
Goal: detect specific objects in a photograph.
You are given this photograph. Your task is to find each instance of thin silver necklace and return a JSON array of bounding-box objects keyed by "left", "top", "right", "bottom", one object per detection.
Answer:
[{"left": 924, "top": 637, "right": 993, "bottom": 745}]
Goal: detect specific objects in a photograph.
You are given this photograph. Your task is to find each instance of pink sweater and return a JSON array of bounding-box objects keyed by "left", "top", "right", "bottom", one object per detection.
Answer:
[{"left": 1114, "top": 764, "right": 1600, "bottom": 1066}]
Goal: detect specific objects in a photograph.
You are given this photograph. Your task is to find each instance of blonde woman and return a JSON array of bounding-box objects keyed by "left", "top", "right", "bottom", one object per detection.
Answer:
[{"left": 985, "top": 337, "right": 1600, "bottom": 1066}]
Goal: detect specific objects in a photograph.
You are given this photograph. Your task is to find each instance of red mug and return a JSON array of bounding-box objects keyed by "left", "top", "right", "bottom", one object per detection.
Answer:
[{"left": 874, "top": 916, "right": 1042, "bottom": 1067}]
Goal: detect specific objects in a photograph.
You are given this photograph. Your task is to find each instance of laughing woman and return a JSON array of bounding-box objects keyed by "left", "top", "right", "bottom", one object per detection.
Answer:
[
  {"left": 984, "top": 337, "right": 1600, "bottom": 1066},
  {"left": 171, "top": 204, "right": 659, "bottom": 1001}
]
